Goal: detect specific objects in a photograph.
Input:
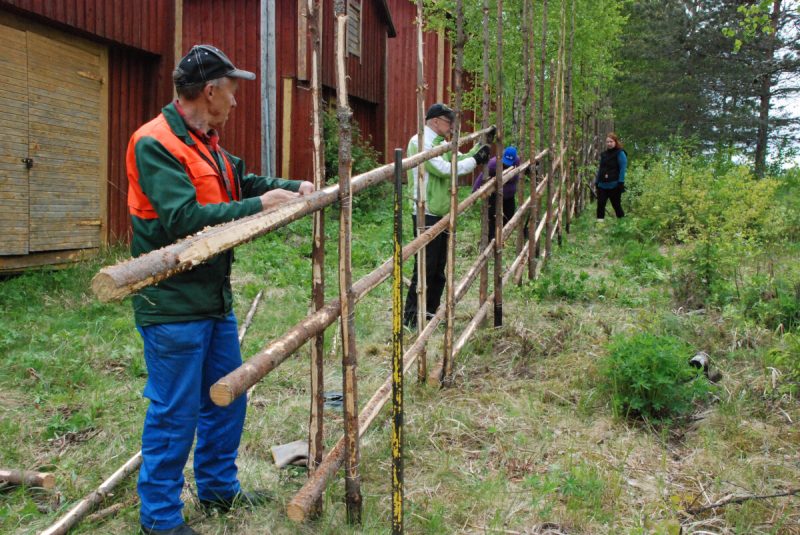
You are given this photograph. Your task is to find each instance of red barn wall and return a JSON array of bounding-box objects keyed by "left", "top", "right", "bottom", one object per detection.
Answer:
[
  {"left": 385, "top": 0, "right": 453, "bottom": 159},
  {"left": 181, "top": 0, "right": 263, "bottom": 175}
]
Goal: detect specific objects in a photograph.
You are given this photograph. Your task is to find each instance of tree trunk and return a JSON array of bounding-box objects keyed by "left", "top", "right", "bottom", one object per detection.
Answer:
[{"left": 754, "top": 0, "right": 781, "bottom": 178}]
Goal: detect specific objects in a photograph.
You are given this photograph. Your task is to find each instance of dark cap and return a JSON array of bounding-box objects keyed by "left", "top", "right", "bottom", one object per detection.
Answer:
[
  {"left": 425, "top": 103, "right": 455, "bottom": 122},
  {"left": 174, "top": 44, "right": 256, "bottom": 88}
]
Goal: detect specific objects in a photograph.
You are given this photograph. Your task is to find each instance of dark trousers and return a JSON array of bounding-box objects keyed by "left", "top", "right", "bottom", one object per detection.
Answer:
[
  {"left": 596, "top": 186, "right": 624, "bottom": 219},
  {"left": 487, "top": 194, "right": 517, "bottom": 241},
  {"left": 404, "top": 214, "right": 447, "bottom": 327}
]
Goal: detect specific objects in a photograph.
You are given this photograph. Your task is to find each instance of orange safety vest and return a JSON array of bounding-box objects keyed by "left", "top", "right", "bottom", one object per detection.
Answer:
[{"left": 127, "top": 113, "right": 239, "bottom": 220}]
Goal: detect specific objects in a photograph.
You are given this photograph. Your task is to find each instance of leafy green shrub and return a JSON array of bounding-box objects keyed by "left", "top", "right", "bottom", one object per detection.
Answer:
[
  {"left": 600, "top": 333, "right": 712, "bottom": 423},
  {"left": 742, "top": 274, "right": 800, "bottom": 332},
  {"left": 765, "top": 333, "right": 800, "bottom": 397},
  {"left": 532, "top": 266, "right": 603, "bottom": 301}
]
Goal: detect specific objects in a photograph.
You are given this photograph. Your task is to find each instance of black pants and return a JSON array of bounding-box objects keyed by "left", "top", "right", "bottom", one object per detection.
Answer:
[
  {"left": 404, "top": 214, "right": 447, "bottom": 327},
  {"left": 487, "top": 194, "right": 517, "bottom": 241},
  {"left": 596, "top": 186, "right": 624, "bottom": 219}
]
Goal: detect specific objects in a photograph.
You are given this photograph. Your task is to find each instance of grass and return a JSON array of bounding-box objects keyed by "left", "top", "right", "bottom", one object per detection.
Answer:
[{"left": 1, "top": 183, "right": 798, "bottom": 534}]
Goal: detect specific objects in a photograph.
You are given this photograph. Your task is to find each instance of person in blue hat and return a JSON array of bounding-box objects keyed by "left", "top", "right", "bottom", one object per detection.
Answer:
[{"left": 472, "top": 146, "right": 522, "bottom": 241}]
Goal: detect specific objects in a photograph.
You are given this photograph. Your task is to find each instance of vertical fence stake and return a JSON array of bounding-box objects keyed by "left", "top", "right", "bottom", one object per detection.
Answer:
[
  {"left": 334, "top": 0, "right": 361, "bottom": 523},
  {"left": 546, "top": 59, "right": 555, "bottom": 261},
  {"left": 478, "top": 0, "right": 491, "bottom": 319},
  {"left": 306, "top": 0, "right": 325, "bottom": 518},
  {"left": 442, "top": 0, "right": 466, "bottom": 384},
  {"left": 527, "top": 0, "right": 538, "bottom": 281},
  {"left": 493, "top": 0, "right": 505, "bottom": 328},
  {"left": 391, "top": 148, "right": 404, "bottom": 534},
  {"left": 415, "top": 0, "right": 428, "bottom": 383}
]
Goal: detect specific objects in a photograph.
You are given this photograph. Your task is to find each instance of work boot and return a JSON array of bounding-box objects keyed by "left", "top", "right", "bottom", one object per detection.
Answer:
[
  {"left": 199, "top": 490, "right": 274, "bottom": 514},
  {"left": 140, "top": 524, "right": 200, "bottom": 535}
]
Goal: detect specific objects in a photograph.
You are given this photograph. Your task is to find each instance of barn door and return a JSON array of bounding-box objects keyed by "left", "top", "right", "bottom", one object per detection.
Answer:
[
  {"left": 0, "top": 15, "right": 107, "bottom": 257},
  {"left": 0, "top": 23, "right": 30, "bottom": 255}
]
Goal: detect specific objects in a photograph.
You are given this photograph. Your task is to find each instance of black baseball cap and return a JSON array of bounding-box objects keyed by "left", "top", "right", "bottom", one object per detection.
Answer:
[
  {"left": 174, "top": 44, "right": 256, "bottom": 88},
  {"left": 425, "top": 103, "right": 455, "bottom": 122}
]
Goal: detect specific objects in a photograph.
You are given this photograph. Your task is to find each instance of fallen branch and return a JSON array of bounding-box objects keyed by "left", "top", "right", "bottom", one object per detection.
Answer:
[
  {"left": 41, "top": 451, "right": 142, "bottom": 535},
  {"left": 238, "top": 289, "right": 264, "bottom": 344},
  {"left": 85, "top": 502, "right": 125, "bottom": 523},
  {"left": 0, "top": 469, "right": 55, "bottom": 489},
  {"left": 686, "top": 488, "right": 800, "bottom": 514}
]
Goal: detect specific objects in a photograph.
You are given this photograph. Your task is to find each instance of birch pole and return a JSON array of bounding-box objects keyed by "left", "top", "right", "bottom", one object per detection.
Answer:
[
  {"left": 415, "top": 0, "right": 428, "bottom": 383},
  {"left": 493, "top": 0, "right": 505, "bottom": 328},
  {"left": 333, "top": 1, "right": 361, "bottom": 522},
  {"left": 306, "top": 0, "right": 325, "bottom": 518},
  {"left": 515, "top": 0, "right": 529, "bottom": 265},
  {"left": 527, "top": 0, "right": 538, "bottom": 280},
  {"left": 441, "top": 0, "right": 466, "bottom": 384},
  {"left": 545, "top": 59, "right": 555, "bottom": 260},
  {"left": 478, "top": 0, "right": 491, "bottom": 318}
]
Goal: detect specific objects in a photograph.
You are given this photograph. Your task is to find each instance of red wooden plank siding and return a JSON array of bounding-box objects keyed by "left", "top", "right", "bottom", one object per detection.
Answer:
[
  {"left": 182, "top": 0, "right": 263, "bottom": 175},
  {"left": 106, "top": 47, "right": 160, "bottom": 242},
  {"left": 1, "top": 0, "right": 171, "bottom": 53},
  {"left": 385, "top": 0, "right": 453, "bottom": 162}
]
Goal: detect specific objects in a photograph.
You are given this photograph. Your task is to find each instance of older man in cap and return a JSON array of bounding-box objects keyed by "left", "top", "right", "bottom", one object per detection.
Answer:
[
  {"left": 403, "top": 103, "right": 491, "bottom": 329},
  {"left": 127, "top": 44, "right": 313, "bottom": 535}
]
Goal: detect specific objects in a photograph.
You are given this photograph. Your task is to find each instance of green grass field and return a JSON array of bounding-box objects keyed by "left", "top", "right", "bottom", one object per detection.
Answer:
[{"left": 1, "top": 183, "right": 798, "bottom": 534}]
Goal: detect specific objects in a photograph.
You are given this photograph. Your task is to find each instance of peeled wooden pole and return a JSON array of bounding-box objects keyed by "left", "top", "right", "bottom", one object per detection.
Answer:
[
  {"left": 306, "top": 0, "right": 325, "bottom": 518},
  {"left": 0, "top": 469, "right": 54, "bottom": 489},
  {"left": 92, "top": 127, "right": 489, "bottom": 304},
  {"left": 414, "top": 0, "right": 428, "bottom": 385},
  {"left": 210, "top": 151, "right": 503, "bottom": 407},
  {"left": 441, "top": 0, "right": 466, "bottom": 385},
  {"left": 333, "top": 1, "right": 362, "bottom": 522},
  {"left": 493, "top": 0, "right": 505, "bottom": 328},
  {"left": 40, "top": 452, "right": 142, "bottom": 535},
  {"left": 391, "top": 149, "right": 404, "bottom": 535},
  {"left": 515, "top": 0, "right": 530, "bottom": 265},
  {"left": 555, "top": 0, "right": 566, "bottom": 247}
]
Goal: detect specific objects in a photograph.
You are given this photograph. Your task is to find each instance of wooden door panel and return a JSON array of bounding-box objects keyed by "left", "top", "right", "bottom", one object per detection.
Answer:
[
  {"left": 26, "top": 32, "right": 104, "bottom": 252},
  {"left": 0, "top": 23, "right": 29, "bottom": 255}
]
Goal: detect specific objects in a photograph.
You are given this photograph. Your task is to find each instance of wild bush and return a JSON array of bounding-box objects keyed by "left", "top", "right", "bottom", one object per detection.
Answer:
[
  {"left": 599, "top": 333, "right": 713, "bottom": 423},
  {"left": 765, "top": 332, "right": 800, "bottom": 397}
]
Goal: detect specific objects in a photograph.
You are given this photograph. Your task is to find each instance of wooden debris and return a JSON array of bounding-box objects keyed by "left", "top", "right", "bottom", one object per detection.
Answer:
[{"left": 0, "top": 468, "right": 55, "bottom": 489}]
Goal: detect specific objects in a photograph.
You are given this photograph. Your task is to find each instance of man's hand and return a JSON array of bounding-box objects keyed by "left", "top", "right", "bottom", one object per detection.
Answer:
[
  {"left": 260, "top": 189, "right": 299, "bottom": 211},
  {"left": 473, "top": 144, "right": 491, "bottom": 166},
  {"left": 298, "top": 181, "right": 315, "bottom": 196}
]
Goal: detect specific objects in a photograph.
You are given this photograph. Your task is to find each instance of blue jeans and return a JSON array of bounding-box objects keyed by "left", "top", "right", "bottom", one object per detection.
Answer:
[{"left": 136, "top": 312, "right": 246, "bottom": 530}]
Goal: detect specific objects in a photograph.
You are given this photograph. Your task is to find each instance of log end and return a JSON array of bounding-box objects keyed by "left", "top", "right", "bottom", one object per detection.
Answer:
[
  {"left": 286, "top": 500, "right": 309, "bottom": 523},
  {"left": 40, "top": 472, "right": 56, "bottom": 489},
  {"left": 91, "top": 271, "right": 123, "bottom": 302},
  {"left": 209, "top": 383, "right": 234, "bottom": 407},
  {"left": 427, "top": 364, "right": 444, "bottom": 387}
]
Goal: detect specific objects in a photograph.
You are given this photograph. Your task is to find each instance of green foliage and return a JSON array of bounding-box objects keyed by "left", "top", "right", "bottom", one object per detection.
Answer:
[
  {"left": 741, "top": 274, "right": 800, "bottom": 332},
  {"left": 599, "top": 333, "right": 713, "bottom": 423},
  {"left": 765, "top": 332, "right": 800, "bottom": 396},
  {"left": 322, "top": 107, "right": 388, "bottom": 212},
  {"left": 532, "top": 266, "right": 608, "bottom": 301}
]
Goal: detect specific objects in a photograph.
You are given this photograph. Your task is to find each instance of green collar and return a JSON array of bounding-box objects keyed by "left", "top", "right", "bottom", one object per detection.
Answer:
[{"left": 162, "top": 102, "right": 196, "bottom": 146}]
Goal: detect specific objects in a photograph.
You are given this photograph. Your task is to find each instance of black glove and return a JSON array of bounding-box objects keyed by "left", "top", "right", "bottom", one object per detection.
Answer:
[
  {"left": 473, "top": 144, "right": 491, "bottom": 165},
  {"left": 619, "top": 183, "right": 626, "bottom": 193},
  {"left": 486, "top": 126, "right": 497, "bottom": 144}
]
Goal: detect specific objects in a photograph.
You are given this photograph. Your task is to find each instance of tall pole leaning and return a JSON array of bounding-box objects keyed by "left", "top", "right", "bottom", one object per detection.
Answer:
[
  {"left": 564, "top": 0, "right": 575, "bottom": 233},
  {"left": 333, "top": 0, "right": 362, "bottom": 523},
  {"left": 545, "top": 59, "right": 555, "bottom": 261},
  {"left": 306, "top": 0, "right": 325, "bottom": 518},
  {"left": 555, "top": 0, "right": 566, "bottom": 248},
  {"left": 415, "top": 0, "right": 428, "bottom": 383},
  {"left": 442, "top": 0, "right": 466, "bottom": 384},
  {"left": 493, "top": 0, "right": 505, "bottom": 328},
  {"left": 515, "top": 0, "right": 529, "bottom": 267}
]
